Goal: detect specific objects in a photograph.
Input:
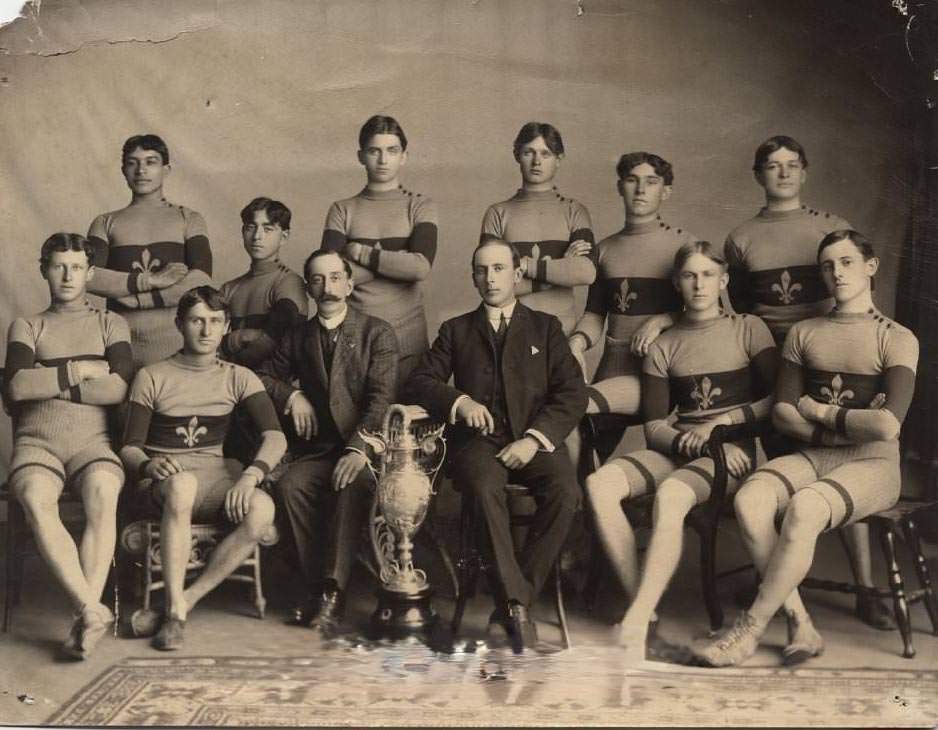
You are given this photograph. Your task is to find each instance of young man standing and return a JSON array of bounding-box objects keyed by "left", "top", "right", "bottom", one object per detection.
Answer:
[
  {"left": 87, "top": 134, "right": 213, "bottom": 369},
  {"left": 724, "top": 135, "right": 892, "bottom": 630},
  {"left": 405, "top": 239, "right": 586, "bottom": 652},
  {"left": 121, "top": 287, "right": 286, "bottom": 651},
  {"left": 481, "top": 122, "right": 597, "bottom": 335},
  {"left": 320, "top": 115, "right": 437, "bottom": 388},
  {"left": 258, "top": 250, "right": 398, "bottom": 632},
  {"left": 4, "top": 233, "right": 131, "bottom": 659},
  {"left": 220, "top": 197, "right": 308, "bottom": 369}
]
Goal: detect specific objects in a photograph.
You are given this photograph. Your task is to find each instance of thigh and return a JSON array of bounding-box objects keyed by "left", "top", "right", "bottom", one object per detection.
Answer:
[
  {"left": 745, "top": 452, "right": 820, "bottom": 520},
  {"left": 668, "top": 439, "right": 759, "bottom": 504},
  {"left": 65, "top": 442, "right": 125, "bottom": 493},
  {"left": 449, "top": 437, "right": 509, "bottom": 495},
  {"left": 586, "top": 375, "right": 642, "bottom": 415},
  {"left": 807, "top": 458, "right": 900, "bottom": 530},
  {"left": 9, "top": 445, "right": 66, "bottom": 495},
  {"left": 275, "top": 456, "right": 338, "bottom": 501},
  {"left": 601, "top": 449, "right": 681, "bottom": 500},
  {"left": 516, "top": 448, "right": 579, "bottom": 498}
]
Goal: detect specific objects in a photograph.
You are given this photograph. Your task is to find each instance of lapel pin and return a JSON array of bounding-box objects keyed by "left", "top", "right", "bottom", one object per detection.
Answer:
[{"left": 531, "top": 346, "right": 539, "bottom": 355}]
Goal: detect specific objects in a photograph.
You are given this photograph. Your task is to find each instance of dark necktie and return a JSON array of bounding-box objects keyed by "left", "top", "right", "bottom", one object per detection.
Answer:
[{"left": 496, "top": 312, "right": 508, "bottom": 343}]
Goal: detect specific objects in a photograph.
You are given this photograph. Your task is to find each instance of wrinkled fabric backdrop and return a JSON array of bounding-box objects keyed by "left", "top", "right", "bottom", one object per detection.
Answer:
[{"left": 0, "top": 0, "right": 914, "bottom": 479}]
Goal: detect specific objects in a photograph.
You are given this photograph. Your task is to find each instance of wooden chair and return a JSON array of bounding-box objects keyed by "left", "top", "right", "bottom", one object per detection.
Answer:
[{"left": 450, "top": 482, "right": 571, "bottom": 648}]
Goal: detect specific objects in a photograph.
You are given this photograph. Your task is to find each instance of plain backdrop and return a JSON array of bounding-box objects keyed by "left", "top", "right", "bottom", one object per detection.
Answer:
[{"left": 0, "top": 0, "right": 913, "bottom": 476}]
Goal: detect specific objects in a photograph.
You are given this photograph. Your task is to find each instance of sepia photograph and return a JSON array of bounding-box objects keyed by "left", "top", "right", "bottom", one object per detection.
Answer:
[{"left": 0, "top": 0, "right": 937, "bottom": 726}]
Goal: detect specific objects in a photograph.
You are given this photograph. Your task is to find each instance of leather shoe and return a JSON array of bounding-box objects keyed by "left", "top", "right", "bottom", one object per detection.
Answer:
[
  {"left": 308, "top": 587, "right": 344, "bottom": 632},
  {"left": 152, "top": 616, "right": 186, "bottom": 651},
  {"left": 856, "top": 595, "right": 897, "bottom": 631},
  {"left": 506, "top": 603, "right": 537, "bottom": 653}
]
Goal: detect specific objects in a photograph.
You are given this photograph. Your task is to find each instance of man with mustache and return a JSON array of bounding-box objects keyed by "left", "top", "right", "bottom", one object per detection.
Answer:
[{"left": 258, "top": 250, "right": 398, "bottom": 633}]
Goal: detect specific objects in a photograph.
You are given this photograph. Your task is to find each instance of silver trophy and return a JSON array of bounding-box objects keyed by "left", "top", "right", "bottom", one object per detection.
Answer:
[{"left": 360, "top": 404, "right": 446, "bottom": 635}]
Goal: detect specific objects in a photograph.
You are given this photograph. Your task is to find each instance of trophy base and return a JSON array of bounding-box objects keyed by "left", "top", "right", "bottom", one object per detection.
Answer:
[{"left": 369, "top": 586, "right": 437, "bottom": 639}]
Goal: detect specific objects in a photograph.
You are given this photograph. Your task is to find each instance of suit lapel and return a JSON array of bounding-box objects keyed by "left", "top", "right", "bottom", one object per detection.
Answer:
[
  {"left": 305, "top": 319, "right": 329, "bottom": 389},
  {"left": 473, "top": 304, "right": 496, "bottom": 357},
  {"left": 329, "top": 307, "right": 360, "bottom": 385},
  {"left": 502, "top": 302, "right": 528, "bottom": 369}
]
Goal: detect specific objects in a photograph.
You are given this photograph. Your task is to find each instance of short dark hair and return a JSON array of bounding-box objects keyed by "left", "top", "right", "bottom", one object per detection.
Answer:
[
  {"left": 358, "top": 115, "right": 408, "bottom": 151},
  {"left": 122, "top": 134, "right": 170, "bottom": 165},
  {"left": 471, "top": 239, "right": 522, "bottom": 270},
  {"left": 176, "top": 285, "right": 229, "bottom": 321},
  {"left": 616, "top": 151, "right": 674, "bottom": 186},
  {"left": 304, "top": 249, "right": 353, "bottom": 281},
  {"left": 513, "top": 122, "right": 564, "bottom": 160},
  {"left": 240, "top": 197, "right": 292, "bottom": 231},
  {"left": 817, "top": 229, "right": 876, "bottom": 262},
  {"left": 39, "top": 233, "right": 95, "bottom": 271},
  {"left": 672, "top": 240, "right": 726, "bottom": 278},
  {"left": 752, "top": 135, "right": 808, "bottom": 172}
]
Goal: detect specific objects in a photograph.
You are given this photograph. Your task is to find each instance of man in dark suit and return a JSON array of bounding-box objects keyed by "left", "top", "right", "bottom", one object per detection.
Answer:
[
  {"left": 405, "top": 239, "right": 586, "bottom": 650},
  {"left": 259, "top": 249, "right": 398, "bottom": 632}
]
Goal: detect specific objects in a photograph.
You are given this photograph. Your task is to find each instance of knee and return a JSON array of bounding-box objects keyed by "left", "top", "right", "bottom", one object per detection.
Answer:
[
  {"left": 244, "top": 491, "right": 275, "bottom": 541},
  {"left": 14, "top": 480, "right": 58, "bottom": 519},
  {"left": 782, "top": 490, "right": 830, "bottom": 541},
  {"left": 734, "top": 480, "right": 777, "bottom": 532},
  {"left": 162, "top": 472, "right": 199, "bottom": 514},
  {"left": 81, "top": 473, "right": 121, "bottom": 519},
  {"left": 652, "top": 480, "right": 695, "bottom": 526},
  {"left": 586, "top": 465, "right": 628, "bottom": 509}
]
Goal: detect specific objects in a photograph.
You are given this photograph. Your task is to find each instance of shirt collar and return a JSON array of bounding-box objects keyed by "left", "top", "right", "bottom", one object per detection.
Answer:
[
  {"left": 483, "top": 300, "right": 517, "bottom": 322},
  {"left": 318, "top": 304, "right": 348, "bottom": 331}
]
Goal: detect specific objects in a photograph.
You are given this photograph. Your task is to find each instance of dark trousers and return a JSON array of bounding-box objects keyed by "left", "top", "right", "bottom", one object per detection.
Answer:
[
  {"left": 274, "top": 454, "right": 373, "bottom": 593},
  {"left": 450, "top": 437, "right": 580, "bottom": 607}
]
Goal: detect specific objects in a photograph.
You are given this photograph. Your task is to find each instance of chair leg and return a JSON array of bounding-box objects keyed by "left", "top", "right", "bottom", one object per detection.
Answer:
[
  {"left": 252, "top": 545, "right": 266, "bottom": 619},
  {"left": 451, "top": 495, "right": 478, "bottom": 635},
  {"left": 554, "top": 561, "right": 571, "bottom": 649},
  {"left": 902, "top": 515, "right": 938, "bottom": 636},
  {"left": 880, "top": 524, "right": 915, "bottom": 658},
  {"left": 419, "top": 515, "right": 459, "bottom": 601},
  {"left": 143, "top": 532, "right": 154, "bottom": 611},
  {"left": 698, "top": 523, "right": 723, "bottom": 633},
  {"left": 583, "top": 520, "right": 605, "bottom": 612}
]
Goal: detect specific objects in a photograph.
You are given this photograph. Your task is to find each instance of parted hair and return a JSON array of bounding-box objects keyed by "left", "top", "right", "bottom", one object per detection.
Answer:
[
  {"left": 513, "top": 121, "right": 565, "bottom": 160},
  {"left": 616, "top": 152, "right": 674, "bottom": 185},
  {"left": 817, "top": 229, "right": 876, "bottom": 261},
  {"left": 39, "top": 232, "right": 96, "bottom": 270},
  {"left": 471, "top": 238, "right": 522, "bottom": 270},
  {"left": 358, "top": 115, "right": 408, "bottom": 151},
  {"left": 752, "top": 135, "right": 808, "bottom": 172},
  {"left": 672, "top": 239, "right": 726, "bottom": 278},
  {"left": 176, "top": 286, "right": 229, "bottom": 321},
  {"left": 240, "top": 197, "right": 292, "bottom": 231},
  {"left": 304, "top": 249, "right": 353, "bottom": 281},
  {"left": 122, "top": 134, "right": 170, "bottom": 165}
]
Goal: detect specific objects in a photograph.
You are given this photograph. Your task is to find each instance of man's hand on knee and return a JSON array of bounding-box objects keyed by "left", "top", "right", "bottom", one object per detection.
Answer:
[
  {"left": 496, "top": 437, "right": 539, "bottom": 470},
  {"left": 145, "top": 455, "right": 184, "bottom": 481},
  {"left": 225, "top": 475, "right": 258, "bottom": 524},
  {"left": 332, "top": 451, "right": 368, "bottom": 491}
]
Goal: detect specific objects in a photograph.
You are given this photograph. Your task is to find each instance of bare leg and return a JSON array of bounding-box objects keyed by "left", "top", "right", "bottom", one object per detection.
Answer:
[
  {"left": 748, "top": 489, "right": 830, "bottom": 624},
  {"left": 15, "top": 474, "right": 95, "bottom": 610},
  {"left": 621, "top": 479, "right": 696, "bottom": 632},
  {"left": 586, "top": 465, "right": 640, "bottom": 602},
  {"left": 78, "top": 471, "right": 122, "bottom": 602},
  {"left": 158, "top": 472, "right": 199, "bottom": 620},
  {"left": 183, "top": 490, "right": 275, "bottom": 611},
  {"left": 734, "top": 480, "right": 812, "bottom": 621}
]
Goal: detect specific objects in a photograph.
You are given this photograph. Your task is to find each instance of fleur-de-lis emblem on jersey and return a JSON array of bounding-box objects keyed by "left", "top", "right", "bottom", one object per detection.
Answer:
[
  {"left": 613, "top": 279, "right": 639, "bottom": 313},
  {"left": 176, "top": 416, "right": 207, "bottom": 447},
  {"left": 691, "top": 376, "right": 722, "bottom": 410},
  {"left": 131, "top": 249, "right": 161, "bottom": 274},
  {"left": 530, "top": 243, "right": 546, "bottom": 262},
  {"left": 819, "top": 373, "right": 854, "bottom": 406},
  {"left": 771, "top": 269, "right": 802, "bottom": 304}
]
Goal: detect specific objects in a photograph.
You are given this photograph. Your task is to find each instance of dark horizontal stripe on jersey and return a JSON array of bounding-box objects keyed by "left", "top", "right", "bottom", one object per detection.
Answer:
[
  {"left": 147, "top": 413, "right": 231, "bottom": 450},
  {"left": 35, "top": 354, "right": 107, "bottom": 367},
  {"left": 670, "top": 366, "right": 752, "bottom": 414},
  {"left": 804, "top": 369, "right": 881, "bottom": 409},
  {"left": 510, "top": 240, "right": 571, "bottom": 259},
  {"left": 106, "top": 242, "right": 186, "bottom": 272},
  {"left": 230, "top": 314, "right": 269, "bottom": 331},
  {"left": 600, "top": 277, "right": 682, "bottom": 317},
  {"left": 337, "top": 236, "right": 413, "bottom": 253},
  {"left": 750, "top": 265, "right": 828, "bottom": 307}
]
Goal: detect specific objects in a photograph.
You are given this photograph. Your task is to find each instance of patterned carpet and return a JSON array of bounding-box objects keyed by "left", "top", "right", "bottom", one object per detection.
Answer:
[{"left": 48, "top": 640, "right": 938, "bottom": 727}]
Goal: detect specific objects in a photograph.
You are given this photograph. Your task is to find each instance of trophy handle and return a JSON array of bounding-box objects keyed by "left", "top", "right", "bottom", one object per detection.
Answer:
[{"left": 426, "top": 435, "right": 447, "bottom": 495}]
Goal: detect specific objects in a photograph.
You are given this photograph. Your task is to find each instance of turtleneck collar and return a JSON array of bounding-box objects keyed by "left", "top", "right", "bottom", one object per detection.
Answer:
[
  {"left": 49, "top": 298, "right": 92, "bottom": 314},
  {"left": 828, "top": 306, "right": 878, "bottom": 323},
  {"left": 513, "top": 186, "right": 561, "bottom": 202},
  {"left": 360, "top": 186, "right": 405, "bottom": 201},
  {"left": 624, "top": 217, "right": 663, "bottom": 235},
  {"left": 171, "top": 351, "right": 220, "bottom": 370},
  {"left": 757, "top": 205, "right": 808, "bottom": 221},
  {"left": 675, "top": 312, "right": 727, "bottom": 331},
  {"left": 249, "top": 257, "right": 282, "bottom": 276}
]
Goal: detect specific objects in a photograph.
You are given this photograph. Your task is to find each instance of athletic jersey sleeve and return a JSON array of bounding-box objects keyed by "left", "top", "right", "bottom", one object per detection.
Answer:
[
  {"left": 227, "top": 273, "right": 308, "bottom": 369},
  {"left": 234, "top": 367, "right": 286, "bottom": 477},
  {"left": 479, "top": 205, "right": 504, "bottom": 242},
  {"left": 121, "top": 368, "right": 157, "bottom": 475},
  {"left": 725, "top": 233, "right": 752, "bottom": 314},
  {"left": 641, "top": 341, "right": 682, "bottom": 453},
  {"left": 4, "top": 318, "right": 77, "bottom": 404},
  {"left": 369, "top": 196, "right": 438, "bottom": 281},
  {"left": 719, "top": 317, "right": 779, "bottom": 426},
  {"left": 182, "top": 207, "right": 212, "bottom": 276},
  {"left": 73, "top": 312, "right": 133, "bottom": 405},
  {"left": 535, "top": 201, "right": 597, "bottom": 288},
  {"left": 85, "top": 213, "right": 138, "bottom": 298},
  {"left": 321, "top": 201, "right": 349, "bottom": 252}
]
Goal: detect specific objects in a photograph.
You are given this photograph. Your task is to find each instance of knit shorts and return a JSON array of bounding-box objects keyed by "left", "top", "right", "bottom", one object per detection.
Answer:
[
  {"left": 9, "top": 441, "right": 124, "bottom": 493},
  {"left": 138, "top": 452, "right": 243, "bottom": 523},
  {"left": 594, "top": 336, "right": 643, "bottom": 381},
  {"left": 595, "top": 438, "right": 757, "bottom": 505},
  {"left": 745, "top": 444, "right": 901, "bottom": 529}
]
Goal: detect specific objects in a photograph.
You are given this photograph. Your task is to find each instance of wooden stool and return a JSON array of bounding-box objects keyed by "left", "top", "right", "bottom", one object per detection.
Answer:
[
  {"left": 119, "top": 520, "right": 278, "bottom": 619},
  {"left": 451, "top": 484, "right": 571, "bottom": 648},
  {"left": 802, "top": 500, "right": 938, "bottom": 658}
]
